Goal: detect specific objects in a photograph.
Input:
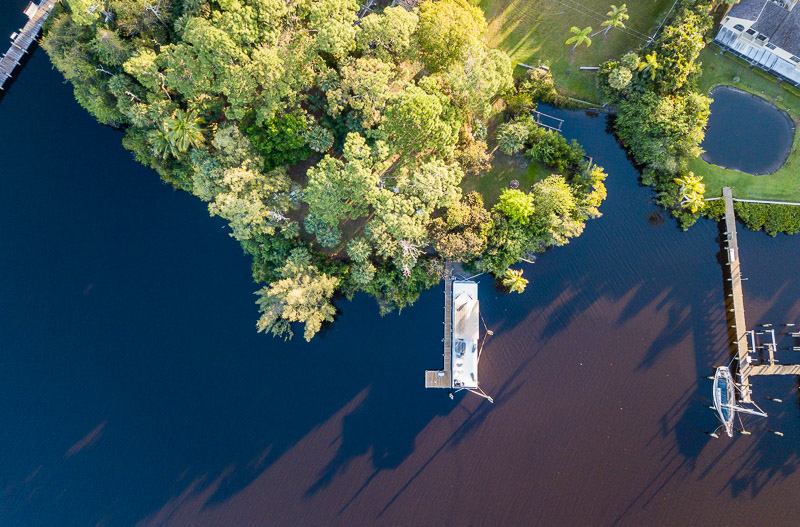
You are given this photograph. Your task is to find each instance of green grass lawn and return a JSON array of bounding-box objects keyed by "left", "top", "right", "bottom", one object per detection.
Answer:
[
  {"left": 462, "top": 150, "right": 551, "bottom": 207},
  {"left": 689, "top": 46, "right": 800, "bottom": 201},
  {"left": 478, "top": 0, "right": 674, "bottom": 102}
]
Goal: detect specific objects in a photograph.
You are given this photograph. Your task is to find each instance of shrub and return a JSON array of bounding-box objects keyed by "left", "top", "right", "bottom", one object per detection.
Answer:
[
  {"left": 505, "top": 87, "right": 534, "bottom": 115},
  {"left": 608, "top": 66, "right": 633, "bottom": 90},
  {"left": 527, "top": 68, "right": 563, "bottom": 105},
  {"left": 525, "top": 130, "right": 585, "bottom": 172},
  {"left": 620, "top": 52, "right": 640, "bottom": 70},
  {"left": 733, "top": 202, "right": 800, "bottom": 235},
  {"left": 478, "top": 213, "right": 532, "bottom": 276},
  {"left": 455, "top": 139, "right": 492, "bottom": 175},
  {"left": 495, "top": 118, "right": 531, "bottom": 155},
  {"left": 242, "top": 112, "right": 312, "bottom": 171},
  {"left": 304, "top": 124, "right": 334, "bottom": 153},
  {"left": 495, "top": 188, "right": 535, "bottom": 224}
]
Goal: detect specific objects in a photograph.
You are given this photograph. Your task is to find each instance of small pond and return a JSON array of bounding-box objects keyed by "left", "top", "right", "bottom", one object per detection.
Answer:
[{"left": 700, "top": 85, "right": 795, "bottom": 175}]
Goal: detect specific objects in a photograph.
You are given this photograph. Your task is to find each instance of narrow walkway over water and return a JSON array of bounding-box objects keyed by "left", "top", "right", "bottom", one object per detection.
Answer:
[
  {"left": 721, "top": 187, "right": 800, "bottom": 401},
  {"left": 0, "top": 0, "right": 58, "bottom": 91},
  {"left": 425, "top": 261, "right": 453, "bottom": 389},
  {"left": 723, "top": 187, "right": 754, "bottom": 401}
]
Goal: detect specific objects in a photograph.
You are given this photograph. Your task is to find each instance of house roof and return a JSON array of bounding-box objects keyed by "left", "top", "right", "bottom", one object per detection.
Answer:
[
  {"left": 769, "top": 5, "right": 800, "bottom": 56},
  {"left": 730, "top": 0, "right": 800, "bottom": 57},
  {"left": 728, "top": 0, "right": 770, "bottom": 21},
  {"left": 752, "top": 2, "right": 786, "bottom": 34}
]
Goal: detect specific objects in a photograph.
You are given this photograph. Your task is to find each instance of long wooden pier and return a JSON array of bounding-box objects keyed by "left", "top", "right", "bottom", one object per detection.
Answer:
[
  {"left": 425, "top": 262, "right": 453, "bottom": 389},
  {"left": 720, "top": 186, "right": 800, "bottom": 403},
  {"left": 722, "top": 187, "right": 754, "bottom": 401},
  {"left": 0, "top": 0, "right": 59, "bottom": 91}
]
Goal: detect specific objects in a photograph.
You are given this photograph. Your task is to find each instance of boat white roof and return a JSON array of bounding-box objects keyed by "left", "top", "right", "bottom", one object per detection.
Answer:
[{"left": 452, "top": 281, "right": 479, "bottom": 389}]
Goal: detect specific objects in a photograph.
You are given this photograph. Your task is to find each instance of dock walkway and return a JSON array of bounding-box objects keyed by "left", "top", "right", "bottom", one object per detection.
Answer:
[
  {"left": 750, "top": 364, "right": 800, "bottom": 375},
  {"left": 425, "top": 262, "right": 453, "bottom": 389},
  {"left": 0, "top": 0, "right": 59, "bottom": 91},
  {"left": 722, "top": 187, "right": 754, "bottom": 401},
  {"left": 721, "top": 187, "right": 800, "bottom": 402}
]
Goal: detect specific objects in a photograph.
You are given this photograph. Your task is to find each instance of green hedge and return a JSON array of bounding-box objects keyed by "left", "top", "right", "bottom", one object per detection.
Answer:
[{"left": 733, "top": 202, "right": 800, "bottom": 235}]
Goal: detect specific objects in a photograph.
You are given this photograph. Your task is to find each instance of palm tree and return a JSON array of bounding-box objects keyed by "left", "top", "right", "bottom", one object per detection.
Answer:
[
  {"left": 148, "top": 126, "right": 179, "bottom": 159},
  {"left": 681, "top": 191, "right": 705, "bottom": 213},
  {"left": 602, "top": 4, "right": 629, "bottom": 35},
  {"left": 638, "top": 52, "right": 659, "bottom": 81},
  {"left": 674, "top": 172, "right": 705, "bottom": 196},
  {"left": 566, "top": 26, "right": 593, "bottom": 51},
  {"left": 674, "top": 172, "right": 705, "bottom": 212},
  {"left": 164, "top": 109, "right": 205, "bottom": 153},
  {"left": 502, "top": 268, "right": 529, "bottom": 294}
]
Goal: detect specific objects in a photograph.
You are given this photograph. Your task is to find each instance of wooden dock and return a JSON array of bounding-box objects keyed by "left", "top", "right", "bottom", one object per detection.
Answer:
[
  {"left": 750, "top": 364, "right": 800, "bottom": 375},
  {"left": 721, "top": 186, "right": 800, "bottom": 402},
  {"left": 522, "top": 106, "right": 564, "bottom": 132},
  {"left": 0, "top": 0, "right": 59, "bottom": 91},
  {"left": 425, "top": 261, "right": 453, "bottom": 389},
  {"left": 722, "top": 187, "right": 754, "bottom": 401}
]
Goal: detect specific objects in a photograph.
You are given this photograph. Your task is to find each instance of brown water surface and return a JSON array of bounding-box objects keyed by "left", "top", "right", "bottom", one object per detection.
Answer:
[{"left": 1, "top": 4, "right": 799, "bottom": 524}]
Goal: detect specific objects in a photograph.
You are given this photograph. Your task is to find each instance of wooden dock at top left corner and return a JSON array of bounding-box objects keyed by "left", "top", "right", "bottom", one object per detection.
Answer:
[{"left": 0, "top": 0, "right": 59, "bottom": 91}]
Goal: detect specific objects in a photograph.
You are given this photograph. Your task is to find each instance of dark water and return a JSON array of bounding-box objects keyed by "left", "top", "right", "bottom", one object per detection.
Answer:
[
  {"left": 700, "top": 86, "right": 795, "bottom": 175},
  {"left": 2, "top": 4, "right": 800, "bottom": 525}
]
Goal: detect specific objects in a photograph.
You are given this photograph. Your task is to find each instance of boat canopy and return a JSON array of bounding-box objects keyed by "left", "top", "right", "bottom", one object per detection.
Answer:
[{"left": 452, "top": 281, "right": 479, "bottom": 389}]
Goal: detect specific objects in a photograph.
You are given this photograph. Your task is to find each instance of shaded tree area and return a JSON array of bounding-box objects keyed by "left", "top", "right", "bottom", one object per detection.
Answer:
[
  {"left": 599, "top": 0, "right": 715, "bottom": 230},
  {"left": 43, "top": 0, "right": 600, "bottom": 339}
]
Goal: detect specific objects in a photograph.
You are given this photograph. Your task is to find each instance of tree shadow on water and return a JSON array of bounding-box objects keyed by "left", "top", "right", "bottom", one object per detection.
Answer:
[
  {"left": 373, "top": 376, "right": 525, "bottom": 518},
  {"left": 643, "top": 223, "right": 737, "bottom": 457},
  {"left": 304, "top": 380, "right": 454, "bottom": 497},
  {"left": 194, "top": 286, "right": 461, "bottom": 508},
  {"left": 311, "top": 325, "right": 540, "bottom": 514}
]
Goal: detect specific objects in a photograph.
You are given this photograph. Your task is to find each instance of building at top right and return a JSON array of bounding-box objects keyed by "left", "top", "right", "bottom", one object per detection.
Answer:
[{"left": 716, "top": 0, "right": 800, "bottom": 87}]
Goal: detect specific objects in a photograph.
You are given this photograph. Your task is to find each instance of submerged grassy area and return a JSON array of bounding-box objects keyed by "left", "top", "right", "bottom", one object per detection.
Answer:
[
  {"left": 478, "top": 0, "right": 674, "bottom": 102},
  {"left": 689, "top": 46, "right": 800, "bottom": 201}
]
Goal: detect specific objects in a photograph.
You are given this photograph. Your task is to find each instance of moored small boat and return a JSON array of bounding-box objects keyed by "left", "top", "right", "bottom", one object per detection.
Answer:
[
  {"left": 713, "top": 366, "right": 736, "bottom": 437},
  {"left": 711, "top": 365, "right": 768, "bottom": 437}
]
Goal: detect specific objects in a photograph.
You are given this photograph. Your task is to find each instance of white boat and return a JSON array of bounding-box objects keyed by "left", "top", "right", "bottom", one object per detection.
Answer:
[
  {"left": 712, "top": 366, "right": 767, "bottom": 437},
  {"left": 713, "top": 366, "right": 736, "bottom": 437},
  {"left": 425, "top": 277, "right": 493, "bottom": 402},
  {"left": 452, "top": 281, "right": 479, "bottom": 389}
]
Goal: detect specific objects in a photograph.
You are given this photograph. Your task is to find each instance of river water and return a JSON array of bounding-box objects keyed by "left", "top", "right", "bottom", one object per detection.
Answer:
[{"left": 1, "top": 4, "right": 800, "bottom": 526}]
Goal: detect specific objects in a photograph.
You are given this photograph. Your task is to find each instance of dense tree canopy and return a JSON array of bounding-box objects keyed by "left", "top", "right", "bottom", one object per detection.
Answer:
[
  {"left": 43, "top": 0, "right": 606, "bottom": 340},
  {"left": 600, "top": 0, "right": 713, "bottom": 230}
]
